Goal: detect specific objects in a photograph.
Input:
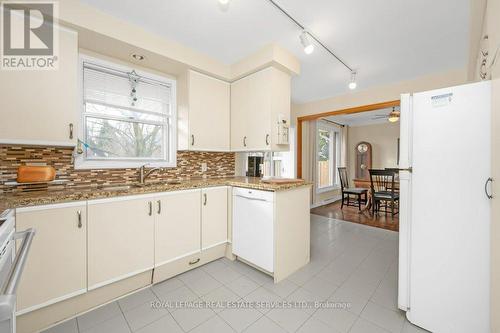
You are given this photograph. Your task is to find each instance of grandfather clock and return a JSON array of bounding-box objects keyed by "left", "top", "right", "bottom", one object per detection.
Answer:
[{"left": 355, "top": 142, "right": 372, "bottom": 180}]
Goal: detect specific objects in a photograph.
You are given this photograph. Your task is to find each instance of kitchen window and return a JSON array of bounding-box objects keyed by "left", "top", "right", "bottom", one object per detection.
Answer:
[
  {"left": 76, "top": 55, "right": 177, "bottom": 169},
  {"left": 316, "top": 122, "right": 340, "bottom": 191}
]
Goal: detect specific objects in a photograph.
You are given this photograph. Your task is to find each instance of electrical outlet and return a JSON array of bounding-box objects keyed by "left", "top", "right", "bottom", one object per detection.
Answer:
[{"left": 201, "top": 162, "right": 208, "bottom": 172}]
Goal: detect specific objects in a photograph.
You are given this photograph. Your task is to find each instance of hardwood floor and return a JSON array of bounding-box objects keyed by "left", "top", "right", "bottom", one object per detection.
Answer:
[{"left": 310, "top": 200, "right": 399, "bottom": 232}]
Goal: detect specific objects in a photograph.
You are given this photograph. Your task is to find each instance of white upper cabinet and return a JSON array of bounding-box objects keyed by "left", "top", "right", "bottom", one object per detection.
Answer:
[
  {"left": 183, "top": 70, "right": 230, "bottom": 151},
  {"left": 0, "top": 28, "right": 78, "bottom": 146},
  {"left": 230, "top": 67, "right": 291, "bottom": 152}
]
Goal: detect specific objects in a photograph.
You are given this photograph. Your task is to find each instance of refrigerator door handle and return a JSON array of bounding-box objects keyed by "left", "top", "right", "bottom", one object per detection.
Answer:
[{"left": 485, "top": 177, "right": 493, "bottom": 199}]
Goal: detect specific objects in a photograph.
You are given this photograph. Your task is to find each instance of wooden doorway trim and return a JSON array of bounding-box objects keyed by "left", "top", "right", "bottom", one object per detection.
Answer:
[{"left": 297, "top": 100, "right": 400, "bottom": 178}]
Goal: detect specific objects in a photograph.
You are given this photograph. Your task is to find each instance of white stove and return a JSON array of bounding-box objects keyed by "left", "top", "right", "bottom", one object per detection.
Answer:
[{"left": 0, "top": 210, "right": 35, "bottom": 333}]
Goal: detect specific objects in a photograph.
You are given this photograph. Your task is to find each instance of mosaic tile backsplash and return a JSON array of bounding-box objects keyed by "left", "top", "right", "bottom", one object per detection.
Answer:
[{"left": 0, "top": 145, "right": 235, "bottom": 193}]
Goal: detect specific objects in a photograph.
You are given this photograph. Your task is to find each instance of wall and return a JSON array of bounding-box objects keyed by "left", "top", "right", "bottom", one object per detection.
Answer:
[
  {"left": 468, "top": 0, "right": 488, "bottom": 81},
  {"left": 292, "top": 68, "right": 467, "bottom": 122},
  {"left": 0, "top": 146, "right": 235, "bottom": 194},
  {"left": 347, "top": 122, "right": 400, "bottom": 181},
  {"left": 296, "top": 69, "right": 467, "bottom": 206}
]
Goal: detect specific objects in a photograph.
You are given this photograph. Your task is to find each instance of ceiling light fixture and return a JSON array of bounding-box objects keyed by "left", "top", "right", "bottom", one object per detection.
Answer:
[
  {"left": 388, "top": 107, "right": 400, "bottom": 123},
  {"left": 349, "top": 70, "right": 357, "bottom": 90},
  {"left": 218, "top": 0, "right": 230, "bottom": 11},
  {"left": 299, "top": 31, "right": 314, "bottom": 55},
  {"left": 131, "top": 53, "right": 145, "bottom": 61},
  {"left": 266, "top": 0, "right": 356, "bottom": 89}
]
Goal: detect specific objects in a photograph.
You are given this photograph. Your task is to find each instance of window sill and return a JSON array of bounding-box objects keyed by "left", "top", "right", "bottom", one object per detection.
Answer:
[
  {"left": 74, "top": 159, "right": 176, "bottom": 170},
  {"left": 316, "top": 185, "right": 340, "bottom": 194}
]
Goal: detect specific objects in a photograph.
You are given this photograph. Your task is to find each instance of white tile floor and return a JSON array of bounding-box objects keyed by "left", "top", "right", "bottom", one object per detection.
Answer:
[{"left": 43, "top": 214, "right": 429, "bottom": 333}]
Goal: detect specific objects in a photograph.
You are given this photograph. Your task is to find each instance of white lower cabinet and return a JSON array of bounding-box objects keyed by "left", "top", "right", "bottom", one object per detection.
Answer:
[
  {"left": 155, "top": 189, "right": 202, "bottom": 266},
  {"left": 14, "top": 186, "right": 230, "bottom": 315},
  {"left": 201, "top": 187, "right": 228, "bottom": 250},
  {"left": 87, "top": 196, "right": 155, "bottom": 289},
  {"left": 16, "top": 202, "right": 87, "bottom": 313}
]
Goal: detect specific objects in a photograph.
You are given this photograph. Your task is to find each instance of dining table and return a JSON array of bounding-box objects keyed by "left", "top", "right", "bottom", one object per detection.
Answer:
[{"left": 353, "top": 178, "right": 400, "bottom": 213}]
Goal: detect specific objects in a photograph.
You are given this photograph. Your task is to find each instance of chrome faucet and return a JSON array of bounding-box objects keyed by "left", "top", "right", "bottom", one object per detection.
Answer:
[{"left": 139, "top": 164, "right": 164, "bottom": 185}]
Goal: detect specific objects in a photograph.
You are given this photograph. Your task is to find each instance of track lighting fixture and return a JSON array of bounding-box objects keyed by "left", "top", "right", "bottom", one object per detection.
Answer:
[
  {"left": 349, "top": 70, "right": 357, "bottom": 90},
  {"left": 218, "top": 0, "right": 230, "bottom": 10},
  {"left": 299, "top": 31, "right": 314, "bottom": 55},
  {"left": 266, "top": 0, "right": 357, "bottom": 90}
]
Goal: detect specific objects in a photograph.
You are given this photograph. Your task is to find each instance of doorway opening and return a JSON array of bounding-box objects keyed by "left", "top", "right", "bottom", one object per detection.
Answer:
[{"left": 298, "top": 100, "right": 401, "bottom": 231}]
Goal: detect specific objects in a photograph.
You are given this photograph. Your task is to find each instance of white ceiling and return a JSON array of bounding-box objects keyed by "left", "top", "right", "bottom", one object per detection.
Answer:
[
  {"left": 325, "top": 107, "right": 398, "bottom": 127},
  {"left": 80, "top": 0, "right": 469, "bottom": 104}
]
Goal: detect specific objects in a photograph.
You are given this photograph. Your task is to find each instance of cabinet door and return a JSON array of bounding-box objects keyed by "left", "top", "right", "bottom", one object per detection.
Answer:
[
  {"left": 155, "top": 190, "right": 201, "bottom": 266},
  {"left": 230, "top": 74, "right": 251, "bottom": 151},
  {"left": 0, "top": 29, "right": 78, "bottom": 146},
  {"left": 87, "top": 197, "right": 154, "bottom": 289},
  {"left": 230, "top": 69, "right": 272, "bottom": 151},
  {"left": 247, "top": 69, "right": 272, "bottom": 150},
  {"left": 202, "top": 187, "right": 228, "bottom": 250},
  {"left": 16, "top": 203, "right": 87, "bottom": 312},
  {"left": 188, "top": 70, "right": 230, "bottom": 151}
]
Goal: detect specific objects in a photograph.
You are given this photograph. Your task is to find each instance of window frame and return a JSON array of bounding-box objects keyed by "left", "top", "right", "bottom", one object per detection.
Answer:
[
  {"left": 75, "top": 54, "right": 177, "bottom": 170},
  {"left": 316, "top": 121, "right": 341, "bottom": 193}
]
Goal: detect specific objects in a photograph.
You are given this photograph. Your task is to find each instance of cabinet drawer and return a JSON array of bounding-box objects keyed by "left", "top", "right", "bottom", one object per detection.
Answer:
[{"left": 153, "top": 243, "right": 227, "bottom": 284}]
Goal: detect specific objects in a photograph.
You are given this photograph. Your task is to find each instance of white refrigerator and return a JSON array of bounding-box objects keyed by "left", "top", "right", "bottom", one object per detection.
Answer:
[{"left": 398, "top": 81, "right": 491, "bottom": 332}]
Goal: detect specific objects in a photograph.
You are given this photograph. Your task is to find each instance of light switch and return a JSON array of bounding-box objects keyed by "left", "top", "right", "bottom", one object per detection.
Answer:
[{"left": 201, "top": 162, "right": 208, "bottom": 172}]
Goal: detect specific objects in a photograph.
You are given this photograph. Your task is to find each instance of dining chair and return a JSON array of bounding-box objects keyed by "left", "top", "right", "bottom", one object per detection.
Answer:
[
  {"left": 338, "top": 167, "right": 368, "bottom": 211},
  {"left": 369, "top": 169, "right": 399, "bottom": 216}
]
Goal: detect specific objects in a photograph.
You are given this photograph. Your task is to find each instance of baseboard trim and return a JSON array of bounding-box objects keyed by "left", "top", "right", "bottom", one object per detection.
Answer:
[{"left": 310, "top": 195, "right": 341, "bottom": 209}]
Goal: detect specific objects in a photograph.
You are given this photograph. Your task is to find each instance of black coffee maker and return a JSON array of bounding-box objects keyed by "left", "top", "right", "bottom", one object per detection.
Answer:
[{"left": 246, "top": 156, "right": 263, "bottom": 177}]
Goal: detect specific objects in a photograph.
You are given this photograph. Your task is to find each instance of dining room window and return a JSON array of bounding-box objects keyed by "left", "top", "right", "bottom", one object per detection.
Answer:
[
  {"left": 317, "top": 122, "right": 340, "bottom": 191},
  {"left": 75, "top": 55, "right": 177, "bottom": 169}
]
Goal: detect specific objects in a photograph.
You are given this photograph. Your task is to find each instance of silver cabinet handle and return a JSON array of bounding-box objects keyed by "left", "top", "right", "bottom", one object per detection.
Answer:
[
  {"left": 69, "top": 123, "right": 74, "bottom": 140},
  {"left": 148, "top": 201, "right": 153, "bottom": 216},
  {"left": 266, "top": 134, "right": 270, "bottom": 145},
  {"left": 77, "top": 210, "right": 82, "bottom": 228},
  {"left": 191, "top": 134, "right": 195, "bottom": 146},
  {"left": 189, "top": 258, "right": 200, "bottom": 265},
  {"left": 243, "top": 136, "right": 247, "bottom": 147},
  {"left": 485, "top": 177, "right": 493, "bottom": 199},
  {"left": 203, "top": 193, "right": 207, "bottom": 206},
  {"left": 157, "top": 200, "right": 161, "bottom": 214}
]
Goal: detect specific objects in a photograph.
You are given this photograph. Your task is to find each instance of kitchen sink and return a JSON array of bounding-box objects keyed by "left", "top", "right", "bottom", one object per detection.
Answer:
[
  {"left": 99, "top": 181, "right": 182, "bottom": 191},
  {"left": 100, "top": 184, "right": 141, "bottom": 191},
  {"left": 165, "top": 181, "right": 182, "bottom": 185}
]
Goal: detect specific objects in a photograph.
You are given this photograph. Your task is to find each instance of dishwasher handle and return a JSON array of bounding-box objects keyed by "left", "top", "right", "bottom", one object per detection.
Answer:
[{"left": 234, "top": 194, "right": 270, "bottom": 202}]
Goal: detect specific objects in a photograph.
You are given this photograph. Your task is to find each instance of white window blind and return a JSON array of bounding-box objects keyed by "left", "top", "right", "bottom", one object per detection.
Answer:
[{"left": 79, "top": 59, "right": 176, "bottom": 168}]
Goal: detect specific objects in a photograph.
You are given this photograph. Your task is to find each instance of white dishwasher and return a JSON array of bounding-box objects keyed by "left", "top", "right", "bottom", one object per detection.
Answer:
[{"left": 232, "top": 187, "right": 274, "bottom": 273}]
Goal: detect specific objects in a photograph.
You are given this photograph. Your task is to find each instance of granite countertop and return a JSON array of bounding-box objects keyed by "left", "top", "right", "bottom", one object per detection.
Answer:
[{"left": 0, "top": 177, "right": 312, "bottom": 215}]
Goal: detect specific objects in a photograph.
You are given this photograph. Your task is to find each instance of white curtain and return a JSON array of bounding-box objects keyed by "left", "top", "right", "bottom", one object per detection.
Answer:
[
  {"left": 302, "top": 120, "right": 318, "bottom": 204},
  {"left": 340, "top": 125, "right": 348, "bottom": 167}
]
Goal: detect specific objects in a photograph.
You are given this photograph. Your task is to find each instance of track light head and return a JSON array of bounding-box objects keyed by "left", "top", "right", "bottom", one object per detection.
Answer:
[
  {"left": 218, "top": 0, "right": 230, "bottom": 11},
  {"left": 299, "top": 31, "right": 314, "bottom": 55},
  {"left": 349, "top": 70, "right": 357, "bottom": 90}
]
